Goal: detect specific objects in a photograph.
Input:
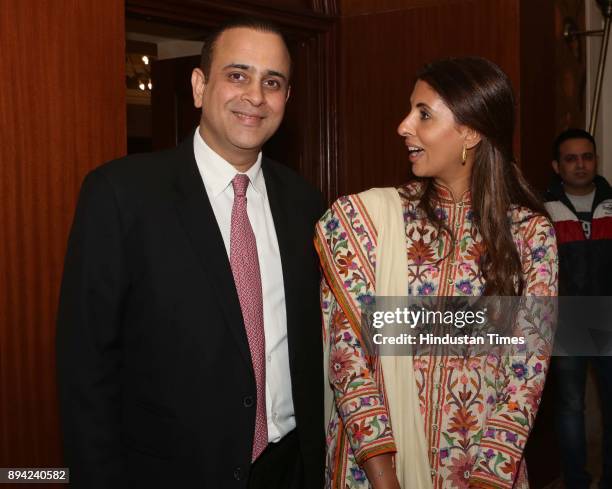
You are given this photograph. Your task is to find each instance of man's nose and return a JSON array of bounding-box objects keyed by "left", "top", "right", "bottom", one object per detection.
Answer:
[{"left": 242, "top": 82, "right": 264, "bottom": 106}]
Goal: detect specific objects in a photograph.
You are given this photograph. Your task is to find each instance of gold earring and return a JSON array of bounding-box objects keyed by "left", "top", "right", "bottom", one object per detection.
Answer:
[{"left": 461, "top": 144, "right": 467, "bottom": 165}]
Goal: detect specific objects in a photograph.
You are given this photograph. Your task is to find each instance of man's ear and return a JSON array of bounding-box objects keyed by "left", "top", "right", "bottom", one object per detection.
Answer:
[
  {"left": 285, "top": 85, "right": 291, "bottom": 103},
  {"left": 191, "top": 68, "right": 206, "bottom": 109},
  {"left": 552, "top": 160, "right": 560, "bottom": 175}
]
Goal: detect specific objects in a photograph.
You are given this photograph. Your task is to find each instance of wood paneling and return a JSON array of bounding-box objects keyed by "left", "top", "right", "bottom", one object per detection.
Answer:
[
  {"left": 0, "top": 0, "right": 125, "bottom": 472},
  {"left": 553, "top": 0, "right": 587, "bottom": 132},
  {"left": 519, "top": 1, "right": 557, "bottom": 485},
  {"left": 340, "top": 0, "right": 466, "bottom": 16},
  {"left": 337, "top": 0, "right": 522, "bottom": 196},
  {"left": 235, "top": 0, "right": 314, "bottom": 12},
  {"left": 127, "top": 0, "right": 336, "bottom": 36},
  {"left": 519, "top": 0, "right": 556, "bottom": 193},
  {"left": 336, "top": 0, "right": 555, "bottom": 197}
]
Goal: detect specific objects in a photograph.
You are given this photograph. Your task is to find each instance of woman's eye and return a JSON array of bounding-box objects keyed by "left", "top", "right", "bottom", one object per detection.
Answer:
[{"left": 420, "top": 110, "right": 430, "bottom": 120}]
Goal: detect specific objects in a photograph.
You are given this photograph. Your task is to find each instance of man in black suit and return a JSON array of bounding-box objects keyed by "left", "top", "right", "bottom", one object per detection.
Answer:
[{"left": 57, "top": 18, "right": 324, "bottom": 488}]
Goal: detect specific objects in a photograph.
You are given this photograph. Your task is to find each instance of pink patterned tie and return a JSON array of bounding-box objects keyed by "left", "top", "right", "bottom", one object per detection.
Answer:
[{"left": 230, "top": 173, "right": 268, "bottom": 461}]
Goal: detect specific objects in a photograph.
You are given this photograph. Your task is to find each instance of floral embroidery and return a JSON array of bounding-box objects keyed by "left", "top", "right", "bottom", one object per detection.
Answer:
[
  {"left": 417, "top": 281, "right": 436, "bottom": 296},
  {"left": 447, "top": 453, "right": 476, "bottom": 488},
  {"left": 316, "top": 181, "right": 558, "bottom": 489},
  {"left": 531, "top": 246, "right": 547, "bottom": 262},
  {"left": 329, "top": 346, "right": 354, "bottom": 385},
  {"left": 407, "top": 238, "right": 437, "bottom": 265},
  {"left": 456, "top": 279, "right": 473, "bottom": 295}
]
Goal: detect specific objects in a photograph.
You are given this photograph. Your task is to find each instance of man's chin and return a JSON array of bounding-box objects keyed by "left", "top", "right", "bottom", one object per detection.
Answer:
[
  {"left": 231, "top": 134, "right": 274, "bottom": 152},
  {"left": 572, "top": 179, "right": 595, "bottom": 187}
]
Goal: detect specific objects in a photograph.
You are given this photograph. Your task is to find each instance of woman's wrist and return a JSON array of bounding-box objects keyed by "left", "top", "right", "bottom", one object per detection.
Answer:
[{"left": 363, "top": 453, "right": 400, "bottom": 489}]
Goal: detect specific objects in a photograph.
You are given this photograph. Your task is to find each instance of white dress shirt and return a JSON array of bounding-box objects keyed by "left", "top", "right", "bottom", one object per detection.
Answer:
[{"left": 193, "top": 128, "right": 295, "bottom": 443}]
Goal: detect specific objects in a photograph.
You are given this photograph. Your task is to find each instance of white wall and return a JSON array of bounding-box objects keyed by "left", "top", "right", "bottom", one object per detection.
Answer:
[
  {"left": 157, "top": 40, "right": 203, "bottom": 60},
  {"left": 586, "top": 1, "right": 612, "bottom": 182}
]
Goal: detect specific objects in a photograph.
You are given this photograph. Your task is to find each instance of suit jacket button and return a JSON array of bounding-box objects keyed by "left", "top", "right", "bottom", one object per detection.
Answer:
[
  {"left": 233, "top": 467, "right": 242, "bottom": 480},
  {"left": 243, "top": 395, "right": 254, "bottom": 408}
]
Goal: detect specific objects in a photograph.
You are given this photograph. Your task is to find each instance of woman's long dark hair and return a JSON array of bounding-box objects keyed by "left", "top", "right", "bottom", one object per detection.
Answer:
[{"left": 415, "top": 57, "right": 546, "bottom": 296}]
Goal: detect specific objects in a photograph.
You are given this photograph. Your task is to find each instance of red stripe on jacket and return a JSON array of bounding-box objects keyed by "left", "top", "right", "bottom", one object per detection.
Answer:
[
  {"left": 591, "top": 215, "right": 612, "bottom": 240},
  {"left": 553, "top": 220, "right": 585, "bottom": 245}
]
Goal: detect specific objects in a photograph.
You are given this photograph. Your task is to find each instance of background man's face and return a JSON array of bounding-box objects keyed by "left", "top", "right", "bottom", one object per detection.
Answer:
[
  {"left": 192, "top": 27, "right": 291, "bottom": 166},
  {"left": 553, "top": 138, "right": 597, "bottom": 192}
]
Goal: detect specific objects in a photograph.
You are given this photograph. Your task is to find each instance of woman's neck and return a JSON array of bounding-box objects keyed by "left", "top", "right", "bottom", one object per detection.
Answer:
[{"left": 434, "top": 176, "right": 470, "bottom": 202}]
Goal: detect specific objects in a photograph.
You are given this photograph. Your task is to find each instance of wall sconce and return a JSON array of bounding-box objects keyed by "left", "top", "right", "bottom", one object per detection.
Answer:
[{"left": 138, "top": 80, "right": 153, "bottom": 91}]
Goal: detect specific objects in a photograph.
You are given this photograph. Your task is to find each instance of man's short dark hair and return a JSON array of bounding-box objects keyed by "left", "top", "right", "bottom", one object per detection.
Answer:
[
  {"left": 553, "top": 128, "right": 597, "bottom": 161},
  {"left": 200, "top": 18, "right": 290, "bottom": 81}
]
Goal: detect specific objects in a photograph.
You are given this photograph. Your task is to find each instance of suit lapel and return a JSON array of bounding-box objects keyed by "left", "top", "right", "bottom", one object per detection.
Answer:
[
  {"left": 172, "top": 137, "right": 252, "bottom": 370},
  {"left": 263, "top": 159, "right": 299, "bottom": 369}
]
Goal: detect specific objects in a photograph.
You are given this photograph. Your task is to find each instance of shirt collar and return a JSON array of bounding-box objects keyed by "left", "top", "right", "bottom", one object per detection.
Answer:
[{"left": 193, "top": 126, "right": 264, "bottom": 198}]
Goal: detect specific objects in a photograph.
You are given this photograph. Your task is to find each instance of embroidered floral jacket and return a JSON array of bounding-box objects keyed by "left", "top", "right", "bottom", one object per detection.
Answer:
[{"left": 315, "top": 182, "right": 558, "bottom": 489}]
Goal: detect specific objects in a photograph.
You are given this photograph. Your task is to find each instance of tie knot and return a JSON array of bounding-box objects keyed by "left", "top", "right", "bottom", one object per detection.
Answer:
[{"left": 232, "top": 173, "right": 250, "bottom": 198}]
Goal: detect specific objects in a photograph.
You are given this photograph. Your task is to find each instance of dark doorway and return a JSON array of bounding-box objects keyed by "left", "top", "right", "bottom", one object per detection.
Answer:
[{"left": 126, "top": 17, "right": 205, "bottom": 155}]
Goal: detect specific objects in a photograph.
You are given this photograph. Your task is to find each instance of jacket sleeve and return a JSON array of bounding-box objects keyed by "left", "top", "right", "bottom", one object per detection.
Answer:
[
  {"left": 470, "top": 215, "right": 558, "bottom": 488},
  {"left": 317, "top": 203, "right": 396, "bottom": 465},
  {"left": 56, "top": 169, "right": 128, "bottom": 488}
]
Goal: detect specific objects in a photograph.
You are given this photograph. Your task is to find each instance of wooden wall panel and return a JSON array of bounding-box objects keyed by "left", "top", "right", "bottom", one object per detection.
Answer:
[
  {"left": 340, "top": 0, "right": 466, "bottom": 16},
  {"left": 0, "top": 0, "right": 125, "bottom": 472},
  {"left": 553, "top": 0, "right": 587, "bottom": 132},
  {"left": 519, "top": 0, "right": 556, "bottom": 192},
  {"left": 237, "top": 0, "right": 313, "bottom": 12},
  {"left": 337, "top": 0, "right": 522, "bottom": 196},
  {"left": 518, "top": 2, "right": 557, "bottom": 486}
]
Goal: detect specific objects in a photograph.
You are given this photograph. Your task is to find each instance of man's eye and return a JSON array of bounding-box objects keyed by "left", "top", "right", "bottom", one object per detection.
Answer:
[
  {"left": 228, "top": 72, "right": 246, "bottom": 81},
  {"left": 264, "top": 79, "right": 281, "bottom": 89},
  {"left": 583, "top": 153, "right": 594, "bottom": 161},
  {"left": 564, "top": 155, "right": 577, "bottom": 163}
]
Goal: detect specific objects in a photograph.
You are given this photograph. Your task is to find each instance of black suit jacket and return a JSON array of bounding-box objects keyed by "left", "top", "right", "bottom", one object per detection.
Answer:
[{"left": 56, "top": 135, "right": 325, "bottom": 488}]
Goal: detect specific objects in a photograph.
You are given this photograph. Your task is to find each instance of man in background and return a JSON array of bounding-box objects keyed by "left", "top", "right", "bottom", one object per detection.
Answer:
[
  {"left": 57, "top": 18, "right": 324, "bottom": 488},
  {"left": 545, "top": 128, "right": 612, "bottom": 489}
]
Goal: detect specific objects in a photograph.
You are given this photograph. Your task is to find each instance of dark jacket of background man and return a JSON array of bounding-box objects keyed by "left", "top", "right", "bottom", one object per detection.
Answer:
[
  {"left": 545, "top": 174, "right": 612, "bottom": 295},
  {"left": 544, "top": 129, "right": 612, "bottom": 489}
]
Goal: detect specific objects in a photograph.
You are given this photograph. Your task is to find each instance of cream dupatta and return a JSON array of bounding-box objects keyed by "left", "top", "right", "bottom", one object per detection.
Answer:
[{"left": 322, "top": 188, "right": 433, "bottom": 488}]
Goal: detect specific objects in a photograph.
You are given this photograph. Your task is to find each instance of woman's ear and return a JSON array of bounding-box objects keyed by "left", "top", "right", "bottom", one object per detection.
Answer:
[{"left": 463, "top": 127, "right": 482, "bottom": 150}]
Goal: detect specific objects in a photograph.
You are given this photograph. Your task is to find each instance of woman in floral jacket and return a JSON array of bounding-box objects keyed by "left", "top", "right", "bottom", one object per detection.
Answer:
[{"left": 315, "top": 57, "right": 558, "bottom": 489}]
